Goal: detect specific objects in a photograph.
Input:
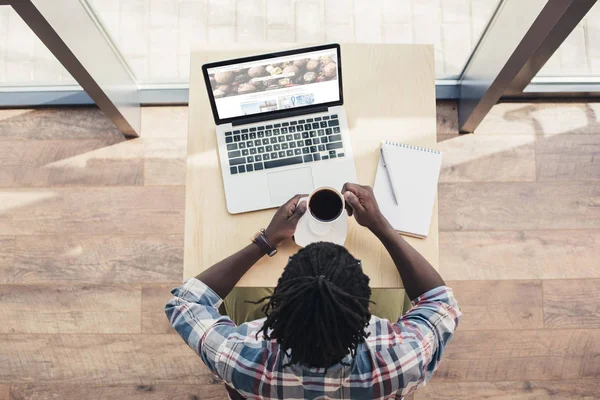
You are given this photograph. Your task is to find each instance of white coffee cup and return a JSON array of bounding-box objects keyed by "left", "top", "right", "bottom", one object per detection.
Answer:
[{"left": 298, "top": 186, "right": 345, "bottom": 236}]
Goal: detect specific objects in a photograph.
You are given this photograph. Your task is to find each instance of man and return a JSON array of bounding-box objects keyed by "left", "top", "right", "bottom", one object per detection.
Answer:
[{"left": 166, "top": 183, "right": 461, "bottom": 399}]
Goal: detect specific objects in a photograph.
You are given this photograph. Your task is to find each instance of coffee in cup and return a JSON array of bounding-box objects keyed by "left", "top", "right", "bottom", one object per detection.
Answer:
[{"left": 308, "top": 188, "right": 344, "bottom": 222}]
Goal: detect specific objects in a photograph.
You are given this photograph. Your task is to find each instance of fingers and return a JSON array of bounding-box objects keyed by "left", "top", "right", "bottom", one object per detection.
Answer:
[
  {"left": 345, "top": 201, "right": 353, "bottom": 216},
  {"left": 279, "top": 194, "right": 307, "bottom": 213},
  {"left": 344, "top": 191, "right": 365, "bottom": 213},
  {"left": 281, "top": 193, "right": 308, "bottom": 221},
  {"left": 341, "top": 182, "right": 356, "bottom": 195},
  {"left": 342, "top": 182, "right": 370, "bottom": 197},
  {"left": 288, "top": 199, "right": 307, "bottom": 223},
  {"left": 342, "top": 186, "right": 354, "bottom": 216},
  {"left": 286, "top": 194, "right": 308, "bottom": 206},
  {"left": 341, "top": 182, "right": 349, "bottom": 194}
]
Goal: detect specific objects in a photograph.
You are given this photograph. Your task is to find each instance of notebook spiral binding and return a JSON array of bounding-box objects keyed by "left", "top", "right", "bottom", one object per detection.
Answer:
[{"left": 383, "top": 140, "right": 441, "bottom": 154}]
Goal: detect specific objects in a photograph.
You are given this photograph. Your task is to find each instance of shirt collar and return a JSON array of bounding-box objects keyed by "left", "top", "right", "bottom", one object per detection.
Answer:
[{"left": 282, "top": 351, "right": 354, "bottom": 374}]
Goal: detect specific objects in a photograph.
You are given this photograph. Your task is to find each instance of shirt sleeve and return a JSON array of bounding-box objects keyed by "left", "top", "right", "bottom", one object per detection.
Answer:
[
  {"left": 392, "top": 286, "right": 461, "bottom": 396},
  {"left": 164, "top": 278, "right": 238, "bottom": 377}
]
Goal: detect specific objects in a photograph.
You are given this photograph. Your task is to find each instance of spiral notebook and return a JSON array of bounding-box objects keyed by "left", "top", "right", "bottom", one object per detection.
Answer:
[{"left": 373, "top": 141, "right": 442, "bottom": 238}]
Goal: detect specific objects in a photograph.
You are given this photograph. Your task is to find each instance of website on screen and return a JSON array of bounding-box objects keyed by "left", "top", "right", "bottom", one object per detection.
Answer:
[{"left": 207, "top": 49, "right": 340, "bottom": 120}]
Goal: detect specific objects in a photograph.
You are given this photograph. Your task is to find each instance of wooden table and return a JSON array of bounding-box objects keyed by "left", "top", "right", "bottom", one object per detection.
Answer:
[{"left": 184, "top": 44, "right": 438, "bottom": 288}]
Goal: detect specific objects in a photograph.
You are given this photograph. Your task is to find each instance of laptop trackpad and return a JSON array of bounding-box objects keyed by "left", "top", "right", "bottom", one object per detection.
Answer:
[{"left": 267, "top": 167, "right": 314, "bottom": 205}]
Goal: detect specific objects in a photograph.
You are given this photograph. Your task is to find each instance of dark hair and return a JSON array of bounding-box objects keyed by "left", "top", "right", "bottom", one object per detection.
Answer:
[{"left": 254, "top": 242, "right": 372, "bottom": 369}]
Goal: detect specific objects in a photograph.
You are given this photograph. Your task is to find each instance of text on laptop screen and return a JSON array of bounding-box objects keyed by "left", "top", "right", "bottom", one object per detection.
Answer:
[{"left": 207, "top": 49, "right": 340, "bottom": 120}]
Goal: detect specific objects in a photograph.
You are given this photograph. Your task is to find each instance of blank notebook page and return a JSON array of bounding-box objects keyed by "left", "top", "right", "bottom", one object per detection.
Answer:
[{"left": 373, "top": 141, "right": 442, "bottom": 238}]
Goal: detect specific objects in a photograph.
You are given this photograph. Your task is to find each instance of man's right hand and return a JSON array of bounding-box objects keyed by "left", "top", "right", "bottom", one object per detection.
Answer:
[{"left": 342, "top": 183, "right": 391, "bottom": 235}]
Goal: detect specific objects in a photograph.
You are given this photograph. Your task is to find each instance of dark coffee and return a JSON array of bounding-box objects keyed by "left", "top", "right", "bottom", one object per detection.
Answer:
[{"left": 309, "top": 189, "right": 343, "bottom": 222}]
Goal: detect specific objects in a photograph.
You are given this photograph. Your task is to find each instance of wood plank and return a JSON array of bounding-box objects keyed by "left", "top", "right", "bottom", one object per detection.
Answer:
[
  {"left": 415, "top": 380, "right": 600, "bottom": 399},
  {"left": 436, "top": 358, "right": 570, "bottom": 383},
  {"left": 0, "top": 139, "right": 143, "bottom": 187},
  {"left": 10, "top": 384, "right": 227, "bottom": 400},
  {"left": 439, "top": 182, "right": 600, "bottom": 231},
  {"left": 447, "top": 280, "right": 543, "bottom": 330},
  {"left": 440, "top": 231, "right": 600, "bottom": 280},
  {"left": 0, "top": 284, "right": 141, "bottom": 333},
  {"left": 0, "top": 237, "right": 14, "bottom": 271},
  {"left": 142, "top": 284, "right": 179, "bottom": 334},
  {"left": 0, "top": 385, "right": 7, "bottom": 400},
  {"left": 475, "top": 102, "right": 600, "bottom": 135},
  {"left": 0, "top": 106, "right": 188, "bottom": 141},
  {"left": 436, "top": 100, "right": 458, "bottom": 134},
  {"left": 0, "top": 108, "right": 123, "bottom": 140},
  {"left": 0, "top": 139, "right": 125, "bottom": 165},
  {"left": 437, "top": 329, "right": 600, "bottom": 381},
  {"left": 0, "top": 136, "right": 188, "bottom": 187},
  {"left": 7, "top": 235, "right": 183, "bottom": 284},
  {"left": 141, "top": 107, "right": 189, "bottom": 139},
  {"left": 475, "top": 103, "right": 539, "bottom": 136},
  {"left": 529, "top": 102, "right": 600, "bottom": 136},
  {"left": 438, "top": 134, "right": 536, "bottom": 182},
  {"left": 536, "top": 134, "right": 600, "bottom": 181},
  {"left": 0, "top": 136, "right": 191, "bottom": 187},
  {"left": 0, "top": 187, "right": 185, "bottom": 235},
  {"left": 144, "top": 139, "right": 186, "bottom": 186},
  {"left": 0, "top": 334, "right": 210, "bottom": 384},
  {"left": 544, "top": 279, "right": 600, "bottom": 329}
]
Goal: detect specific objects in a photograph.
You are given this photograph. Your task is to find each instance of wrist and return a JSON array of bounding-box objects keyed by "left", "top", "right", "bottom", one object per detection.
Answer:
[
  {"left": 370, "top": 216, "right": 393, "bottom": 238},
  {"left": 250, "top": 240, "right": 267, "bottom": 255},
  {"left": 263, "top": 228, "right": 281, "bottom": 247},
  {"left": 252, "top": 229, "right": 278, "bottom": 256}
]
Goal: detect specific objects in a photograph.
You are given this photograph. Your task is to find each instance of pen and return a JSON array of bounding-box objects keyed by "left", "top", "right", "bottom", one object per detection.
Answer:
[{"left": 381, "top": 147, "right": 400, "bottom": 205}]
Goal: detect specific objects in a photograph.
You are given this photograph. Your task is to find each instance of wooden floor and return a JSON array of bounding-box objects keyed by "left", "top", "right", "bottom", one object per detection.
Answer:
[{"left": 0, "top": 102, "right": 599, "bottom": 399}]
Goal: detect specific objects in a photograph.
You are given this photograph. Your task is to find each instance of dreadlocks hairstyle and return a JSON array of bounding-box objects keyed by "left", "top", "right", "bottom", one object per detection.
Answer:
[{"left": 254, "top": 242, "right": 372, "bottom": 369}]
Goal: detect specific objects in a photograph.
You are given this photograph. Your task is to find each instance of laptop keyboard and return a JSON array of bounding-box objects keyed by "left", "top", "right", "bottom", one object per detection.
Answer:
[{"left": 225, "top": 114, "right": 344, "bottom": 174}]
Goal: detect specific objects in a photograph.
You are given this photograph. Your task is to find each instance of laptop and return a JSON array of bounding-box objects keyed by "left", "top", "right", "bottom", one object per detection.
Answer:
[{"left": 202, "top": 43, "right": 357, "bottom": 214}]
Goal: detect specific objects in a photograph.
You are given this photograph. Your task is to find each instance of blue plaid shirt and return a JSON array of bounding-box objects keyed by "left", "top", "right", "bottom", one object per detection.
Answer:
[{"left": 166, "top": 278, "right": 460, "bottom": 399}]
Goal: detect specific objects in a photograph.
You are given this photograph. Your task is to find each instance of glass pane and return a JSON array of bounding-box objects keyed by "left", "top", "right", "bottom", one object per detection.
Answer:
[
  {"left": 0, "top": 6, "right": 77, "bottom": 86},
  {"left": 86, "top": 0, "right": 501, "bottom": 83},
  {"left": 535, "top": 2, "right": 599, "bottom": 77}
]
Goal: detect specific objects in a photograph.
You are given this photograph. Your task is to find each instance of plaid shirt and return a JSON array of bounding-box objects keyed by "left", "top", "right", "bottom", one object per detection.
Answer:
[{"left": 166, "top": 278, "right": 460, "bottom": 400}]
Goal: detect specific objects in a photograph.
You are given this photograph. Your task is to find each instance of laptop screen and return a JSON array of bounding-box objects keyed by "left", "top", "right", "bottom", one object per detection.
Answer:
[{"left": 206, "top": 47, "right": 341, "bottom": 121}]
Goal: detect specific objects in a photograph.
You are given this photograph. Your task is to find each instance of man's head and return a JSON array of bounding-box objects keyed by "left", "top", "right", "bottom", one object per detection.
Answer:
[{"left": 256, "top": 242, "right": 371, "bottom": 368}]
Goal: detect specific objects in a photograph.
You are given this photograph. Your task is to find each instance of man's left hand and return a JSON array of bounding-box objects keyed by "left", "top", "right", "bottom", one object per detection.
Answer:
[{"left": 264, "top": 194, "right": 308, "bottom": 247}]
